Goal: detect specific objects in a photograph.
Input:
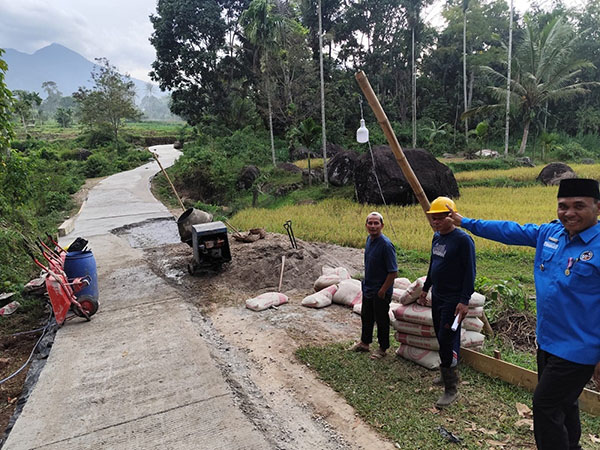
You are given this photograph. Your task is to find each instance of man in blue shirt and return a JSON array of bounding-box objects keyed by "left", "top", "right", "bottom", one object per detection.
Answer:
[
  {"left": 418, "top": 197, "right": 476, "bottom": 408},
  {"left": 447, "top": 178, "right": 600, "bottom": 450},
  {"left": 349, "top": 212, "right": 398, "bottom": 360}
]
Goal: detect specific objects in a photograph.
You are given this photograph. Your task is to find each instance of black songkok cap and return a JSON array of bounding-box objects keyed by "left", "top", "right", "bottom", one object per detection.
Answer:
[{"left": 557, "top": 178, "right": 600, "bottom": 199}]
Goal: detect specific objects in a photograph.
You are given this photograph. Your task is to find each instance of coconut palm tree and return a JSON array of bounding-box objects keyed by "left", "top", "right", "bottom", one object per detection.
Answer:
[{"left": 467, "top": 17, "right": 599, "bottom": 155}]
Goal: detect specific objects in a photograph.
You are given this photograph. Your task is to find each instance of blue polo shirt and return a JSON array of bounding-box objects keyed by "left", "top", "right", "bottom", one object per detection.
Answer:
[
  {"left": 362, "top": 233, "right": 398, "bottom": 298},
  {"left": 462, "top": 218, "right": 600, "bottom": 365}
]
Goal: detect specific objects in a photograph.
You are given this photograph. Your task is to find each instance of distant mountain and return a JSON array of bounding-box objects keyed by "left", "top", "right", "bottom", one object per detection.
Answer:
[{"left": 2, "top": 43, "right": 157, "bottom": 99}]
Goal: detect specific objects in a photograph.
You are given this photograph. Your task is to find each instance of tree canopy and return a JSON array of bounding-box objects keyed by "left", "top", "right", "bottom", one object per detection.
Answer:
[
  {"left": 74, "top": 58, "right": 141, "bottom": 142},
  {"left": 148, "top": 0, "right": 600, "bottom": 156}
]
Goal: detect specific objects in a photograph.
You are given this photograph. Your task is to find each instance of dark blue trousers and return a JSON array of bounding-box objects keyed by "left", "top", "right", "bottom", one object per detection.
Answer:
[
  {"left": 361, "top": 293, "right": 391, "bottom": 351},
  {"left": 431, "top": 297, "right": 461, "bottom": 368},
  {"left": 533, "top": 350, "right": 595, "bottom": 450}
]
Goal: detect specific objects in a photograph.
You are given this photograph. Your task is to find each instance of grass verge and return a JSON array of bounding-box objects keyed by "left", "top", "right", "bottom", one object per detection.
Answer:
[{"left": 296, "top": 342, "right": 600, "bottom": 449}]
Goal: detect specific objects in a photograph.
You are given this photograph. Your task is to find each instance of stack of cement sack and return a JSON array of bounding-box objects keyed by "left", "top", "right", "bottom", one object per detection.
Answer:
[
  {"left": 389, "top": 277, "right": 486, "bottom": 370},
  {"left": 303, "top": 266, "right": 363, "bottom": 308}
]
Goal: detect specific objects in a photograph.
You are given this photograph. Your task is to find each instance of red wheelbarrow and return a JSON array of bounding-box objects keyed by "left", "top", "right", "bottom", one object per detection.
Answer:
[{"left": 24, "top": 239, "right": 98, "bottom": 326}]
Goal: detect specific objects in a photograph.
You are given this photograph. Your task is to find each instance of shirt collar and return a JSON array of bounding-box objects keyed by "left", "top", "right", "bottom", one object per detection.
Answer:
[
  {"left": 578, "top": 221, "right": 600, "bottom": 244},
  {"left": 562, "top": 221, "right": 600, "bottom": 243}
]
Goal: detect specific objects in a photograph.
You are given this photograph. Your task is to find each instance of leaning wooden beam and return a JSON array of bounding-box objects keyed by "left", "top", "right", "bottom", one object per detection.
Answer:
[
  {"left": 355, "top": 71, "right": 431, "bottom": 215},
  {"left": 461, "top": 348, "right": 600, "bottom": 416}
]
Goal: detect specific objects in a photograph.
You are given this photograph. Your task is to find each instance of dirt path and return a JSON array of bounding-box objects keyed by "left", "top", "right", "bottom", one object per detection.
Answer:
[{"left": 143, "top": 228, "right": 397, "bottom": 449}]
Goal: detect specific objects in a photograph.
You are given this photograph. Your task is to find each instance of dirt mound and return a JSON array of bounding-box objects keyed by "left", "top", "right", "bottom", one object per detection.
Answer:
[
  {"left": 147, "top": 232, "right": 364, "bottom": 304},
  {"left": 227, "top": 233, "right": 363, "bottom": 293}
]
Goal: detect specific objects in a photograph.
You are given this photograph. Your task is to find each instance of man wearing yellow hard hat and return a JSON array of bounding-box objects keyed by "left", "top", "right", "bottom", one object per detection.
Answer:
[{"left": 417, "top": 196, "right": 476, "bottom": 408}]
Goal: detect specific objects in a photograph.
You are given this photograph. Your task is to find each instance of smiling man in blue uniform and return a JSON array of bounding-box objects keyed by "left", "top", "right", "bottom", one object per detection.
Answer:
[{"left": 447, "top": 178, "right": 600, "bottom": 450}]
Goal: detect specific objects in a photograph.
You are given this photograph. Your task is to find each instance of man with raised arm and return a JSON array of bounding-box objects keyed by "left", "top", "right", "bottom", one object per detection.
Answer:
[{"left": 446, "top": 178, "right": 600, "bottom": 450}]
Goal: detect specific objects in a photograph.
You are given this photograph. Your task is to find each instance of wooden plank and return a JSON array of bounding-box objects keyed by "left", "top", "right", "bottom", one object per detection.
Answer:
[{"left": 461, "top": 348, "right": 600, "bottom": 416}]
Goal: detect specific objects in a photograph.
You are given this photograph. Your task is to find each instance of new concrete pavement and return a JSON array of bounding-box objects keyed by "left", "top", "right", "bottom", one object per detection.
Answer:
[{"left": 4, "top": 145, "right": 271, "bottom": 449}]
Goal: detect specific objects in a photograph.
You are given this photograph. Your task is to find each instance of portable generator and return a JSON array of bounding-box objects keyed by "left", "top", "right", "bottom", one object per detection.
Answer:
[{"left": 187, "top": 221, "right": 232, "bottom": 274}]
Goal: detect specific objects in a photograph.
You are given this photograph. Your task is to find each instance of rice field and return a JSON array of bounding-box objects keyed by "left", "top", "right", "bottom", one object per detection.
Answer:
[
  {"left": 231, "top": 185, "right": 566, "bottom": 254},
  {"left": 454, "top": 163, "right": 600, "bottom": 183}
]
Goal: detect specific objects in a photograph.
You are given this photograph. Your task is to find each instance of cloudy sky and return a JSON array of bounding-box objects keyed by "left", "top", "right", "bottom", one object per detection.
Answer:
[
  {"left": 0, "top": 0, "right": 586, "bottom": 84},
  {"left": 0, "top": 0, "right": 158, "bottom": 82}
]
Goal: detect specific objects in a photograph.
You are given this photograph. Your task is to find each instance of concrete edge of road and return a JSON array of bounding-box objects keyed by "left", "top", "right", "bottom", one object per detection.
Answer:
[{"left": 58, "top": 198, "right": 88, "bottom": 237}]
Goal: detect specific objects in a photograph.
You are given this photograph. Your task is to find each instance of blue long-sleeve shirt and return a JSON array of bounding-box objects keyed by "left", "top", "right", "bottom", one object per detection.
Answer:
[
  {"left": 423, "top": 228, "right": 476, "bottom": 305},
  {"left": 462, "top": 218, "right": 600, "bottom": 365}
]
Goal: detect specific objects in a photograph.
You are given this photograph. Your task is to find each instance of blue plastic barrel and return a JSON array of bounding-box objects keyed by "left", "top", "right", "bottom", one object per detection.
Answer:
[{"left": 64, "top": 251, "right": 99, "bottom": 302}]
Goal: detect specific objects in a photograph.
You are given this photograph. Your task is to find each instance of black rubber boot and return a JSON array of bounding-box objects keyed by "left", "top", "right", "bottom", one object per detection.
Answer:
[
  {"left": 435, "top": 366, "right": 459, "bottom": 408},
  {"left": 433, "top": 367, "right": 443, "bottom": 386}
]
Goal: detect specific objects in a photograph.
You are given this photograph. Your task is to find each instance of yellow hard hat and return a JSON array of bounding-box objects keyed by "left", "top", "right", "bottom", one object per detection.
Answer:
[{"left": 426, "top": 196, "right": 457, "bottom": 214}]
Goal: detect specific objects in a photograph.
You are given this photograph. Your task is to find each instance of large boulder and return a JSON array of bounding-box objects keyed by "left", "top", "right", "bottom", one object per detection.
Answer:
[
  {"left": 536, "top": 163, "right": 576, "bottom": 186},
  {"left": 354, "top": 146, "right": 459, "bottom": 205},
  {"left": 325, "top": 142, "right": 344, "bottom": 157},
  {"left": 237, "top": 165, "right": 260, "bottom": 190},
  {"left": 276, "top": 162, "right": 302, "bottom": 173},
  {"left": 290, "top": 146, "right": 315, "bottom": 161},
  {"left": 327, "top": 151, "right": 359, "bottom": 186},
  {"left": 515, "top": 156, "right": 535, "bottom": 167}
]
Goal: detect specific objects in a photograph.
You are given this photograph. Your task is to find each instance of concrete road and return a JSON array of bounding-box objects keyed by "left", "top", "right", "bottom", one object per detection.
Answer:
[{"left": 4, "top": 145, "right": 271, "bottom": 449}]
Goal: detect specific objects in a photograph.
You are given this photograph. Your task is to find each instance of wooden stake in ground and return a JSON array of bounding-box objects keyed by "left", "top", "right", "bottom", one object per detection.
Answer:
[
  {"left": 278, "top": 255, "right": 286, "bottom": 293},
  {"left": 355, "top": 71, "right": 431, "bottom": 217},
  {"left": 149, "top": 150, "right": 186, "bottom": 211}
]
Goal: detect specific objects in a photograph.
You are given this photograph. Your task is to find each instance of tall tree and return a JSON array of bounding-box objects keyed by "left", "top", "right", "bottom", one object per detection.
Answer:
[
  {"left": 0, "top": 49, "right": 14, "bottom": 159},
  {"left": 317, "top": 0, "right": 328, "bottom": 185},
  {"left": 462, "top": 0, "right": 469, "bottom": 141},
  {"left": 74, "top": 58, "right": 141, "bottom": 142},
  {"left": 504, "top": 0, "right": 513, "bottom": 155},
  {"left": 242, "top": 0, "right": 284, "bottom": 166},
  {"left": 40, "top": 81, "right": 63, "bottom": 117},
  {"left": 12, "top": 90, "right": 42, "bottom": 132},
  {"left": 150, "top": 0, "right": 249, "bottom": 125},
  {"left": 469, "top": 17, "right": 599, "bottom": 154}
]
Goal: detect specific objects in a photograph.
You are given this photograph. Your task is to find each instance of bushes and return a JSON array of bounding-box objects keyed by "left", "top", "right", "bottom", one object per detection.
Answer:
[{"left": 84, "top": 153, "right": 113, "bottom": 177}]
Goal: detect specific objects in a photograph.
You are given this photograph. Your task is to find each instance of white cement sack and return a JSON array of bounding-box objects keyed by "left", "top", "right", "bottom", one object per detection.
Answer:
[
  {"left": 388, "top": 302, "right": 400, "bottom": 324},
  {"left": 395, "top": 331, "right": 439, "bottom": 351},
  {"left": 469, "top": 292, "right": 486, "bottom": 307},
  {"left": 392, "top": 319, "right": 436, "bottom": 337},
  {"left": 403, "top": 276, "right": 426, "bottom": 302},
  {"left": 394, "top": 277, "right": 411, "bottom": 290},
  {"left": 392, "top": 288, "right": 407, "bottom": 304},
  {"left": 302, "top": 285, "right": 337, "bottom": 308},
  {"left": 314, "top": 274, "right": 341, "bottom": 291},
  {"left": 395, "top": 344, "right": 440, "bottom": 370},
  {"left": 467, "top": 306, "right": 484, "bottom": 318},
  {"left": 322, "top": 266, "right": 351, "bottom": 279},
  {"left": 332, "top": 279, "right": 362, "bottom": 306},
  {"left": 393, "top": 303, "right": 433, "bottom": 326},
  {"left": 245, "top": 292, "right": 289, "bottom": 311},
  {"left": 401, "top": 289, "right": 431, "bottom": 306},
  {"left": 352, "top": 301, "right": 399, "bottom": 319},
  {"left": 462, "top": 317, "right": 484, "bottom": 332},
  {"left": 461, "top": 330, "right": 485, "bottom": 348}
]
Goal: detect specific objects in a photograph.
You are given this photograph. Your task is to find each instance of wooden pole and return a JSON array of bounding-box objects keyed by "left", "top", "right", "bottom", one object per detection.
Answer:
[
  {"left": 355, "top": 71, "right": 431, "bottom": 215},
  {"left": 150, "top": 150, "right": 186, "bottom": 212},
  {"left": 278, "top": 255, "right": 286, "bottom": 292}
]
